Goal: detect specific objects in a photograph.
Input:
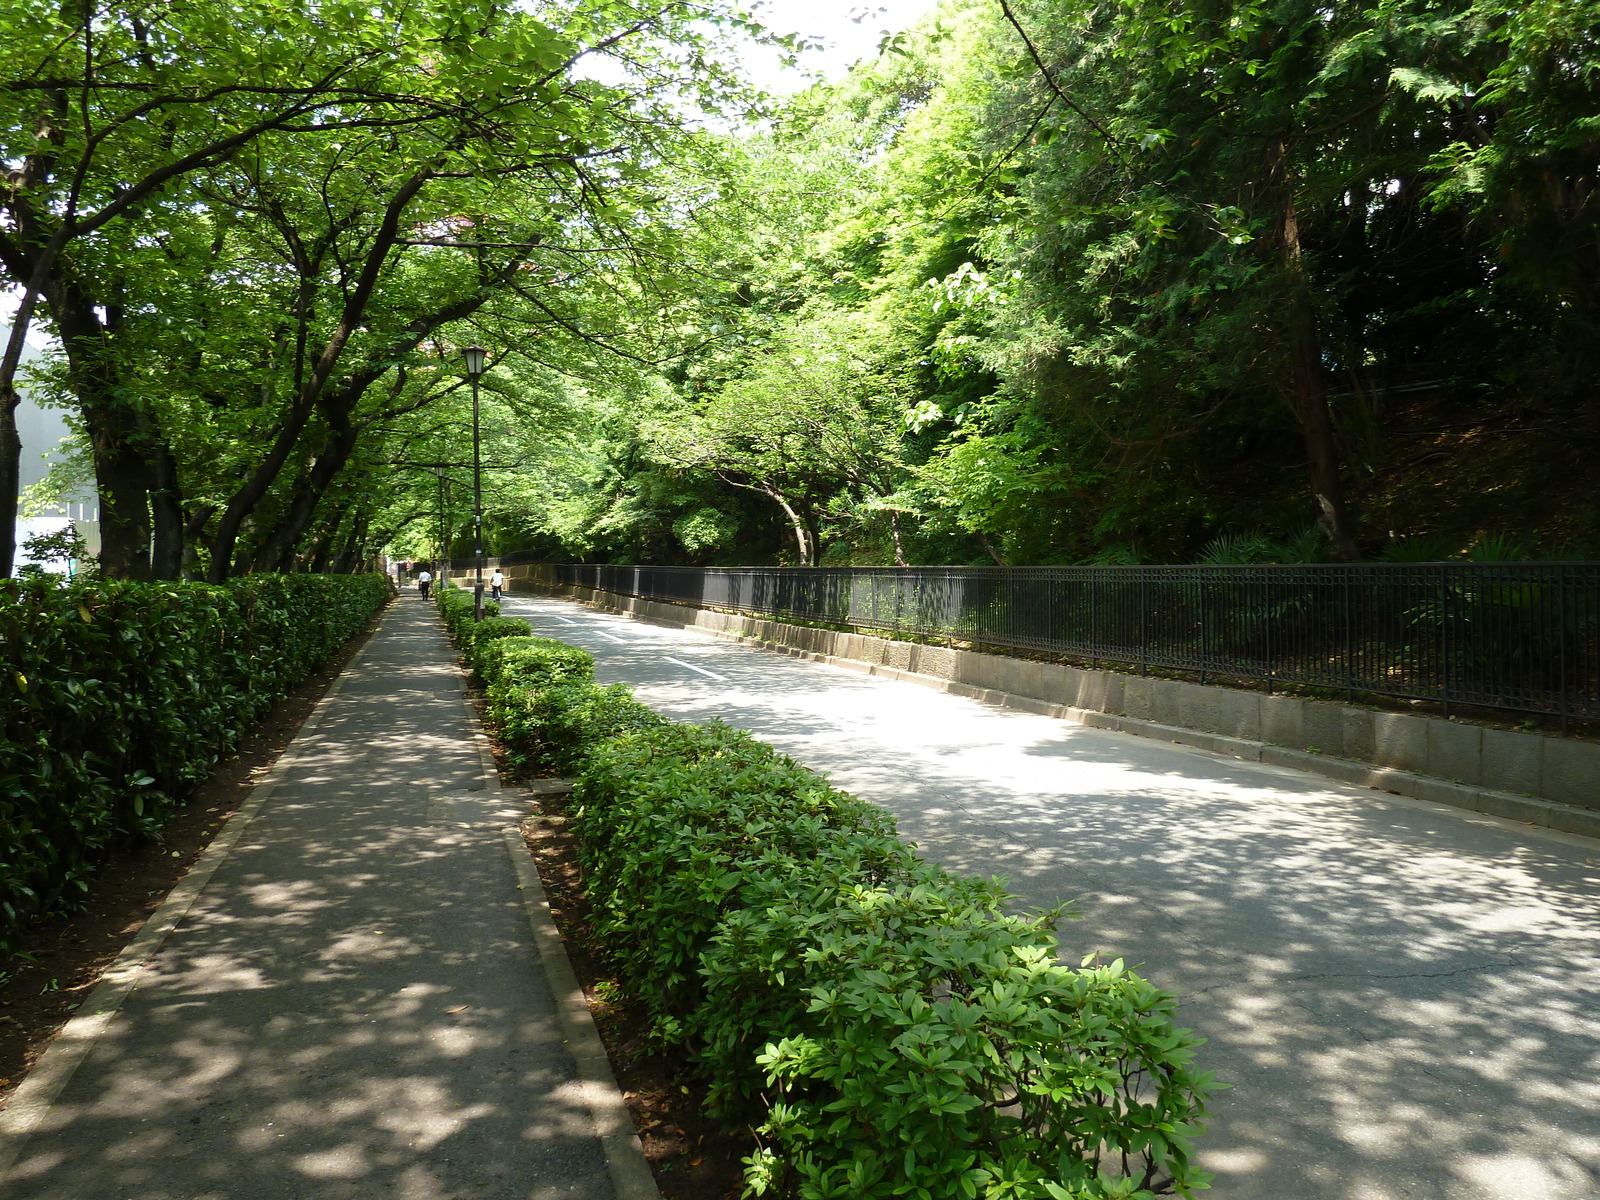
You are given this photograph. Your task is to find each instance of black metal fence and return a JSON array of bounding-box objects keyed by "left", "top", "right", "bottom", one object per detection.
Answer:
[{"left": 488, "top": 558, "right": 1600, "bottom": 725}]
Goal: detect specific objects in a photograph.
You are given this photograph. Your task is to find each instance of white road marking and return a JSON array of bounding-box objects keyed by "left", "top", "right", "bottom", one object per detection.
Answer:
[
  {"left": 595, "top": 630, "right": 627, "bottom": 644},
  {"left": 663, "top": 655, "right": 728, "bottom": 681}
]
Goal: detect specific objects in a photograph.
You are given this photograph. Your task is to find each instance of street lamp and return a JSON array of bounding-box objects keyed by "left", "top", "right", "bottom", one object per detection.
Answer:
[
  {"left": 433, "top": 465, "right": 447, "bottom": 591},
  {"left": 463, "top": 345, "right": 488, "bottom": 621}
]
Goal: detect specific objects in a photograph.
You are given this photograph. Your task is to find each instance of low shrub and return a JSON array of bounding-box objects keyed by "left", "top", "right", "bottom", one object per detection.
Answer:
[
  {"left": 461, "top": 619, "right": 661, "bottom": 771},
  {"left": 471, "top": 615, "right": 532, "bottom": 653},
  {"left": 475, "top": 635, "right": 594, "bottom": 693},
  {"left": 441, "top": 619, "right": 1217, "bottom": 1199},
  {"left": 508, "top": 680, "right": 671, "bottom": 777},
  {"left": 0, "top": 572, "right": 389, "bottom": 958},
  {"left": 436, "top": 582, "right": 501, "bottom": 647}
]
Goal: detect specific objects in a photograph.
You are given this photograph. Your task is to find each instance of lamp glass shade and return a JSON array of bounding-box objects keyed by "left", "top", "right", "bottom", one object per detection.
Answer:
[{"left": 462, "top": 345, "right": 488, "bottom": 377}]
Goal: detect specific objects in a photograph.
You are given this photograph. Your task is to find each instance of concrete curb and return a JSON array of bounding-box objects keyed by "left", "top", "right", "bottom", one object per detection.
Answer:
[
  {"left": 503, "top": 828, "right": 659, "bottom": 1200},
  {"left": 440, "top": 606, "right": 659, "bottom": 1200},
  {"left": 0, "top": 601, "right": 391, "bottom": 1179},
  {"left": 547, "top": 588, "right": 1600, "bottom": 845}
]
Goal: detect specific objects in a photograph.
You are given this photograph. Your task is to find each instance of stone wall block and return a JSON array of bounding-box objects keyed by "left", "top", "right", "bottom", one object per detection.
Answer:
[
  {"left": 1121, "top": 676, "right": 1156, "bottom": 720},
  {"left": 1152, "top": 681, "right": 1184, "bottom": 728},
  {"left": 1089, "top": 671, "right": 1121, "bottom": 714},
  {"left": 1426, "top": 720, "right": 1484, "bottom": 786},
  {"left": 1540, "top": 738, "right": 1600, "bottom": 810},
  {"left": 1300, "top": 701, "right": 1347, "bottom": 758},
  {"left": 1259, "top": 695, "right": 1303, "bottom": 747},
  {"left": 1479, "top": 728, "right": 1542, "bottom": 797},
  {"left": 1340, "top": 710, "right": 1376, "bottom": 765},
  {"left": 1044, "top": 664, "right": 1082, "bottom": 708},
  {"left": 1178, "top": 682, "right": 1262, "bottom": 739},
  {"left": 1371, "top": 712, "right": 1429, "bottom": 774}
]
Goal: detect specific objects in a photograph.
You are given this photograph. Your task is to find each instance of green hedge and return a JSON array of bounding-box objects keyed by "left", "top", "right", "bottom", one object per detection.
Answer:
[
  {"left": 455, "top": 626, "right": 1215, "bottom": 1199},
  {"left": 435, "top": 580, "right": 503, "bottom": 649},
  {"left": 0, "top": 572, "right": 390, "bottom": 959},
  {"left": 472, "top": 636, "right": 633, "bottom": 773}
]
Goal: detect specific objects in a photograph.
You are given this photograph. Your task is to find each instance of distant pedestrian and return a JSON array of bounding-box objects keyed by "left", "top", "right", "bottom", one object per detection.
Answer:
[
  {"left": 417, "top": 568, "right": 432, "bottom": 599},
  {"left": 490, "top": 569, "right": 504, "bottom": 602}
]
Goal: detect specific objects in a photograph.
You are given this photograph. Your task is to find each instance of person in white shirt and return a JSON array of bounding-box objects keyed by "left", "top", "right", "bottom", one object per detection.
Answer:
[
  {"left": 490, "top": 569, "right": 504, "bottom": 602},
  {"left": 417, "top": 568, "right": 433, "bottom": 599}
]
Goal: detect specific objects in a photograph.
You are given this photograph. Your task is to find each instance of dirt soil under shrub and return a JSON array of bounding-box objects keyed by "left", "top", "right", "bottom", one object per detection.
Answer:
[{"left": 517, "top": 798, "right": 754, "bottom": 1200}]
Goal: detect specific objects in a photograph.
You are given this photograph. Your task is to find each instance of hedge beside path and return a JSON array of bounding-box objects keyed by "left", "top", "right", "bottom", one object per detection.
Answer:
[
  {"left": 454, "top": 625, "right": 1217, "bottom": 1200},
  {"left": 0, "top": 572, "right": 390, "bottom": 959},
  {"left": 435, "top": 580, "right": 505, "bottom": 650}
]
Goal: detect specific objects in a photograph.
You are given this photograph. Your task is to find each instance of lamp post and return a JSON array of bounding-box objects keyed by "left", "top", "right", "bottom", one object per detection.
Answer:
[
  {"left": 463, "top": 345, "right": 488, "bottom": 621},
  {"left": 433, "top": 465, "right": 447, "bottom": 591}
]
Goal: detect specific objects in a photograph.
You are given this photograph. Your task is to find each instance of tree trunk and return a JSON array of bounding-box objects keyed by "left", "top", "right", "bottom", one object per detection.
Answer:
[
  {"left": 253, "top": 424, "right": 360, "bottom": 572},
  {"left": 0, "top": 390, "right": 20, "bottom": 578},
  {"left": 888, "top": 509, "right": 907, "bottom": 567},
  {"left": 149, "top": 441, "right": 186, "bottom": 579},
  {"left": 766, "top": 487, "right": 812, "bottom": 566},
  {"left": 332, "top": 513, "right": 367, "bottom": 574},
  {"left": 307, "top": 517, "right": 338, "bottom": 574},
  {"left": 0, "top": 295, "right": 42, "bottom": 579},
  {"left": 207, "top": 402, "right": 318, "bottom": 581},
  {"left": 91, "top": 430, "right": 155, "bottom": 580},
  {"left": 52, "top": 289, "right": 167, "bottom": 580},
  {"left": 1281, "top": 187, "right": 1361, "bottom": 561}
]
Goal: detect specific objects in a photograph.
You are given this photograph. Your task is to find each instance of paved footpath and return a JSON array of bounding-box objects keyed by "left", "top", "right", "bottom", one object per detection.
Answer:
[
  {"left": 0, "top": 596, "right": 650, "bottom": 1200},
  {"left": 501, "top": 592, "right": 1600, "bottom": 1200}
]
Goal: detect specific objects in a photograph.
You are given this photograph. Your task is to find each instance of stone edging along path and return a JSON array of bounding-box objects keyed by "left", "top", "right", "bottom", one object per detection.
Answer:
[
  {"left": 501, "top": 578, "right": 1599, "bottom": 844},
  {"left": 449, "top": 665, "right": 658, "bottom": 1200}
]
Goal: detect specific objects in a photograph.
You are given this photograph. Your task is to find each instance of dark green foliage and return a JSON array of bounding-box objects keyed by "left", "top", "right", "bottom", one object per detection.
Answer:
[
  {"left": 472, "top": 636, "right": 606, "bottom": 771},
  {"left": 470, "top": 615, "right": 533, "bottom": 651},
  {"left": 464, "top": 624, "right": 1215, "bottom": 1199},
  {"left": 502, "top": 681, "right": 668, "bottom": 775},
  {"left": 434, "top": 582, "right": 502, "bottom": 648},
  {"left": 0, "top": 572, "right": 389, "bottom": 958},
  {"left": 474, "top": 635, "right": 595, "bottom": 693}
]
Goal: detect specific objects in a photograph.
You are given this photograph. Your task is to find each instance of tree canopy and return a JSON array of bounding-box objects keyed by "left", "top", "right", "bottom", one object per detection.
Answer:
[{"left": 7, "top": 0, "right": 1598, "bottom": 577}]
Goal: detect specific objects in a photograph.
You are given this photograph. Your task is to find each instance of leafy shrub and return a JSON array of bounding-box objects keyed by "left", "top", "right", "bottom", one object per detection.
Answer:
[
  {"left": 436, "top": 582, "right": 501, "bottom": 646},
  {"left": 471, "top": 615, "right": 532, "bottom": 654},
  {"left": 731, "top": 882, "right": 1208, "bottom": 1200},
  {"left": 475, "top": 635, "right": 594, "bottom": 693},
  {"left": 461, "top": 619, "right": 663, "bottom": 773},
  {"left": 572, "top": 724, "right": 1214, "bottom": 1198},
  {"left": 573, "top": 721, "right": 908, "bottom": 1029},
  {"left": 500, "top": 681, "right": 668, "bottom": 775},
  {"left": 0, "top": 573, "right": 389, "bottom": 958},
  {"left": 447, "top": 623, "right": 1216, "bottom": 1198}
]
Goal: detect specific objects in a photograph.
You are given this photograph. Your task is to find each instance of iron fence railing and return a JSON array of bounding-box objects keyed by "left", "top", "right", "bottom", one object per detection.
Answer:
[{"left": 485, "top": 558, "right": 1600, "bottom": 725}]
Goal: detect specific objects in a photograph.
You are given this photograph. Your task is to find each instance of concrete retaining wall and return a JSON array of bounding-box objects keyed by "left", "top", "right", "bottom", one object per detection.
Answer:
[{"left": 484, "top": 568, "right": 1600, "bottom": 840}]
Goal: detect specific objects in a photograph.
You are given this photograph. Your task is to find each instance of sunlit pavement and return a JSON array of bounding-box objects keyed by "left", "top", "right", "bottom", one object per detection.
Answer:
[
  {"left": 503, "top": 592, "right": 1600, "bottom": 1200},
  {"left": 3, "top": 597, "right": 616, "bottom": 1200}
]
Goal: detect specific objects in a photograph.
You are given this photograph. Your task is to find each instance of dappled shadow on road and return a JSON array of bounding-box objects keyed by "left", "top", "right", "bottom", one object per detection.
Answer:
[
  {"left": 7, "top": 598, "right": 606, "bottom": 1200},
  {"left": 511, "top": 596, "right": 1600, "bottom": 1200}
]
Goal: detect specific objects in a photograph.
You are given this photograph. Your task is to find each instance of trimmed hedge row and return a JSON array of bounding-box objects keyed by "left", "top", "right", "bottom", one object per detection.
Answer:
[
  {"left": 474, "top": 636, "right": 658, "bottom": 775},
  {"left": 0, "top": 572, "right": 390, "bottom": 959},
  {"left": 460, "top": 629, "right": 1215, "bottom": 1200},
  {"left": 435, "top": 580, "right": 506, "bottom": 649}
]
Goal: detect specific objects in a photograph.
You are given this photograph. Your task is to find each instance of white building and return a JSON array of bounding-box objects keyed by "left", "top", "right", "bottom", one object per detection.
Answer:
[{"left": 9, "top": 324, "right": 99, "bottom": 574}]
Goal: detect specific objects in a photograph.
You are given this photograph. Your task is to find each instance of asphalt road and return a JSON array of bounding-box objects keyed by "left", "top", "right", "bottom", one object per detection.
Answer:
[{"left": 500, "top": 593, "right": 1600, "bottom": 1200}]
